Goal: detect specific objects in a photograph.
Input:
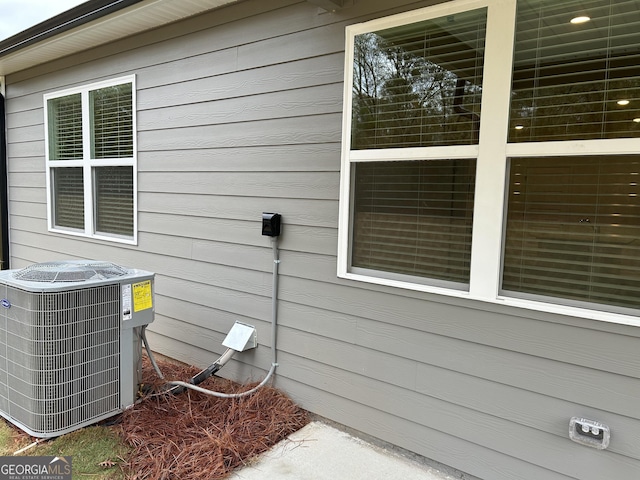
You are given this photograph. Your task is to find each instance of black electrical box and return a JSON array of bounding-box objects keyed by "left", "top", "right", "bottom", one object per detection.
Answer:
[{"left": 262, "top": 213, "right": 281, "bottom": 237}]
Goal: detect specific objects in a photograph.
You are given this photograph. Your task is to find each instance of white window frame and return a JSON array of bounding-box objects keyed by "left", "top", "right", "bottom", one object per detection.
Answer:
[
  {"left": 44, "top": 75, "right": 137, "bottom": 245},
  {"left": 338, "top": 0, "right": 640, "bottom": 327}
]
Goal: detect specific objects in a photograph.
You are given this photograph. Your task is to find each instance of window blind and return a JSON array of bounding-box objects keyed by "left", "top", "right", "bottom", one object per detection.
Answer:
[
  {"left": 352, "top": 159, "right": 475, "bottom": 285},
  {"left": 510, "top": 0, "right": 640, "bottom": 142},
  {"left": 502, "top": 155, "right": 640, "bottom": 311},
  {"left": 53, "top": 168, "right": 84, "bottom": 230},
  {"left": 351, "top": 8, "right": 486, "bottom": 149},
  {"left": 90, "top": 84, "right": 133, "bottom": 159},
  {"left": 94, "top": 166, "right": 134, "bottom": 236},
  {"left": 47, "top": 94, "right": 83, "bottom": 160}
]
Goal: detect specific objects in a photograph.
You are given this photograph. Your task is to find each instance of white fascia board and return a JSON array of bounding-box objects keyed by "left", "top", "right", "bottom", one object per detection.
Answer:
[{"left": 0, "top": 0, "right": 242, "bottom": 76}]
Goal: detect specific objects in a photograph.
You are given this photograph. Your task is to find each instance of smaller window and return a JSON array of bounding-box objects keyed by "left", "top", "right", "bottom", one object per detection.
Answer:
[
  {"left": 47, "top": 94, "right": 83, "bottom": 161},
  {"left": 510, "top": 0, "right": 640, "bottom": 142},
  {"left": 44, "top": 76, "right": 136, "bottom": 243},
  {"left": 502, "top": 155, "right": 640, "bottom": 313},
  {"left": 52, "top": 167, "right": 84, "bottom": 230},
  {"left": 90, "top": 83, "right": 134, "bottom": 159},
  {"left": 351, "top": 8, "right": 486, "bottom": 149},
  {"left": 94, "top": 166, "right": 134, "bottom": 237},
  {"left": 351, "top": 159, "right": 476, "bottom": 288}
]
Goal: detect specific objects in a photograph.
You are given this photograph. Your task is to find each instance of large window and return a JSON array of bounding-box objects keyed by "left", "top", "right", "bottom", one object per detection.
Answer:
[
  {"left": 340, "top": 0, "right": 640, "bottom": 321},
  {"left": 45, "top": 76, "right": 136, "bottom": 243}
]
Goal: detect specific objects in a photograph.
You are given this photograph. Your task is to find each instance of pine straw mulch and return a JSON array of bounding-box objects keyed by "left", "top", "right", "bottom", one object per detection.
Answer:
[{"left": 117, "top": 356, "right": 310, "bottom": 479}]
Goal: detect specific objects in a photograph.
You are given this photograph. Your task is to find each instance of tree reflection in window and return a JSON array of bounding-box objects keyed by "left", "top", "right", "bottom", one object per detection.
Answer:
[{"left": 351, "top": 9, "right": 487, "bottom": 149}]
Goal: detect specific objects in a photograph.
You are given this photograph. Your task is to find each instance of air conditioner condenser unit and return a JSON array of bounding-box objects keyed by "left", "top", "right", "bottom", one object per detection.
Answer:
[{"left": 0, "top": 260, "right": 154, "bottom": 437}]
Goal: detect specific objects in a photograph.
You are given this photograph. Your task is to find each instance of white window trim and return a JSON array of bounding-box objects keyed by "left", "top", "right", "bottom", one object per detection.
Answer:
[
  {"left": 44, "top": 75, "right": 138, "bottom": 245},
  {"left": 338, "top": 0, "right": 640, "bottom": 327}
]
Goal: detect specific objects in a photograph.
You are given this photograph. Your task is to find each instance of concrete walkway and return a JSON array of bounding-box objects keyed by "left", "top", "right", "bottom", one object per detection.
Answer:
[{"left": 228, "top": 421, "right": 459, "bottom": 480}]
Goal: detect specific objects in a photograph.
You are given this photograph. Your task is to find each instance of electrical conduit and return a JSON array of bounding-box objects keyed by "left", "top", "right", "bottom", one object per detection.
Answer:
[{"left": 144, "top": 236, "right": 280, "bottom": 398}]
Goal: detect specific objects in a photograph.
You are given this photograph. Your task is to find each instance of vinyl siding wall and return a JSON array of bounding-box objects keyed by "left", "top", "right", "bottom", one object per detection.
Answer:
[{"left": 4, "top": 1, "right": 640, "bottom": 479}]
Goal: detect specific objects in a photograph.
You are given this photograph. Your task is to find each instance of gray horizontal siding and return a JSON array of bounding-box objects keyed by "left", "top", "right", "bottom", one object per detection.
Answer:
[
  {"left": 138, "top": 83, "right": 343, "bottom": 130},
  {"left": 137, "top": 54, "right": 344, "bottom": 111},
  {"left": 277, "top": 378, "right": 574, "bottom": 480},
  {"left": 277, "top": 355, "right": 640, "bottom": 479},
  {"left": 139, "top": 193, "right": 337, "bottom": 227},
  {"left": 274, "top": 299, "right": 640, "bottom": 435},
  {"left": 4, "top": 0, "right": 640, "bottom": 479},
  {"left": 138, "top": 143, "right": 341, "bottom": 172},
  {"left": 139, "top": 213, "right": 337, "bottom": 255},
  {"left": 139, "top": 114, "right": 341, "bottom": 150},
  {"left": 139, "top": 171, "right": 339, "bottom": 199}
]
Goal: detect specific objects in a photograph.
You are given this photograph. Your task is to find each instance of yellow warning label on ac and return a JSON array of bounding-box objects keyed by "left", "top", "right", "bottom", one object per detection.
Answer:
[{"left": 133, "top": 280, "right": 152, "bottom": 312}]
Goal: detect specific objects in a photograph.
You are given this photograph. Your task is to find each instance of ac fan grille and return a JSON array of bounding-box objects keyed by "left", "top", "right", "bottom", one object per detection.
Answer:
[
  {"left": 0, "top": 284, "right": 121, "bottom": 435},
  {"left": 13, "top": 261, "right": 129, "bottom": 283}
]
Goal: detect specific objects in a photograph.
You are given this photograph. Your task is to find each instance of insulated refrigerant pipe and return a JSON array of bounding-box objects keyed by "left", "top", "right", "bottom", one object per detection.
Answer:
[{"left": 146, "top": 236, "right": 281, "bottom": 398}]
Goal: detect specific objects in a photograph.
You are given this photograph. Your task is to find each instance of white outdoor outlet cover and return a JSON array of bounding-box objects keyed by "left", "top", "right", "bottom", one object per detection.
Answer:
[
  {"left": 222, "top": 321, "right": 257, "bottom": 351},
  {"left": 569, "top": 417, "right": 610, "bottom": 450}
]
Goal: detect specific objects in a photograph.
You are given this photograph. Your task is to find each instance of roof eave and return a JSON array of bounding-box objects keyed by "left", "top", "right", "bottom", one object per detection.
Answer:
[
  {"left": 0, "top": 0, "right": 242, "bottom": 76},
  {"left": 0, "top": 0, "right": 145, "bottom": 58}
]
